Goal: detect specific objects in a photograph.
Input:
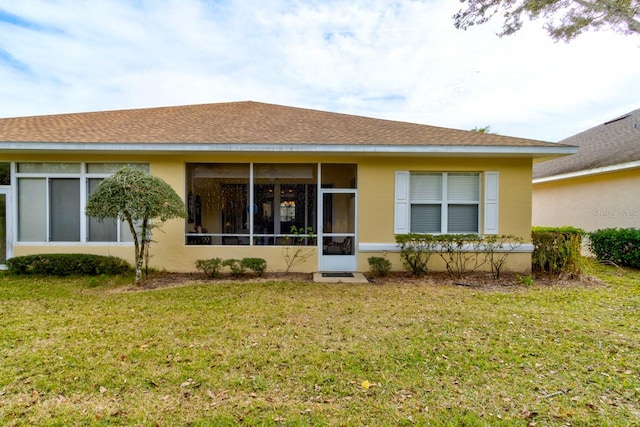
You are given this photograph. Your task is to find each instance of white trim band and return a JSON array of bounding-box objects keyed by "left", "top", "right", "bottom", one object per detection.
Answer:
[
  {"left": 0, "top": 142, "right": 577, "bottom": 157},
  {"left": 359, "top": 242, "right": 535, "bottom": 253}
]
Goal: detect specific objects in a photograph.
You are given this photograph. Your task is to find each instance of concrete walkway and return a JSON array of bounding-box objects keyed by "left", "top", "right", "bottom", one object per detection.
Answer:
[{"left": 313, "top": 272, "right": 369, "bottom": 283}]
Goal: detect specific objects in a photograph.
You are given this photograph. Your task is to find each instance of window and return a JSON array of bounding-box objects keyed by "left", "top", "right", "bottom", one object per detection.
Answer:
[
  {"left": 0, "top": 163, "right": 11, "bottom": 185},
  {"left": 185, "top": 163, "right": 317, "bottom": 245},
  {"left": 395, "top": 171, "right": 495, "bottom": 235},
  {"left": 253, "top": 164, "right": 316, "bottom": 245},
  {"left": 50, "top": 178, "right": 81, "bottom": 241},
  {"left": 185, "top": 163, "right": 360, "bottom": 246},
  {"left": 185, "top": 163, "right": 250, "bottom": 245},
  {"left": 16, "top": 163, "right": 148, "bottom": 243},
  {"left": 87, "top": 178, "right": 135, "bottom": 242}
]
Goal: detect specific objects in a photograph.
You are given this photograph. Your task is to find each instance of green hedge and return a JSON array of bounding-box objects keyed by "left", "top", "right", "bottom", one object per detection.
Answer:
[
  {"left": 6, "top": 254, "right": 131, "bottom": 276},
  {"left": 589, "top": 228, "right": 640, "bottom": 269},
  {"left": 240, "top": 258, "right": 267, "bottom": 277},
  {"left": 395, "top": 233, "right": 523, "bottom": 278},
  {"left": 195, "top": 257, "right": 268, "bottom": 278},
  {"left": 531, "top": 226, "right": 585, "bottom": 275}
]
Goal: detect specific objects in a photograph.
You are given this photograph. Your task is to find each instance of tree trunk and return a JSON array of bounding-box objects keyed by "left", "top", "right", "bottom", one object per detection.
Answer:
[
  {"left": 126, "top": 214, "right": 144, "bottom": 286},
  {"left": 134, "top": 234, "right": 147, "bottom": 286},
  {"left": 135, "top": 251, "right": 144, "bottom": 286}
]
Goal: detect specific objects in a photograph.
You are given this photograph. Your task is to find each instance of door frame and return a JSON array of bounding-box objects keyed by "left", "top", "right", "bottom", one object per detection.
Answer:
[
  {"left": 318, "top": 188, "right": 358, "bottom": 272},
  {"left": 0, "top": 187, "right": 13, "bottom": 268}
]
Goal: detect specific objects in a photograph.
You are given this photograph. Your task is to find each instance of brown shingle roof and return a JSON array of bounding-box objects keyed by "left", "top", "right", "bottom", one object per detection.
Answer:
[
  {"left": 0, "top": 101, "right": 562, "bottom": 149},
  {"left": 533, "top": 108, "right": 640, "bottom": 179}
]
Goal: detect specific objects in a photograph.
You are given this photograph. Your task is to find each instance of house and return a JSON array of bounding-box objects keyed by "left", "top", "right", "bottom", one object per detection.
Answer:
[
  {"left": 533, "top": 108, "right": 640, "bottom": 235},
  {"left": 0, "top": 101, "right": 575, "bottom": 273}
]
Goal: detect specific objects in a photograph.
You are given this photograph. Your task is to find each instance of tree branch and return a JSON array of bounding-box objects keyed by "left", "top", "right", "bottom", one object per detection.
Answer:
[{"left": 453, "top": 0, "right": 640, "bottom": 41}]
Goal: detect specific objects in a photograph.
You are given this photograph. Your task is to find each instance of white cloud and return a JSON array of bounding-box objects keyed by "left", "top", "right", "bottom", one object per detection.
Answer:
[{"left": 0, "top": 0, "right": 638, "bottom": 141}]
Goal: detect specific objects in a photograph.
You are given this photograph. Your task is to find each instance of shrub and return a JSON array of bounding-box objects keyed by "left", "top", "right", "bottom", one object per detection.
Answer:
[
  {"left": 223, "top": 258, "right": 246, "bottom": 278},
  {"left": 395, "top": 234, "right": 436, "bottom": 275},
  {"left": 367, "top": 256, "right": 392, "bottom": 277},
  {"left": 241, "top": 258, "right": 267, "bottom": 277},
  {"left": 589, "top": 228, "right": 640, "bottom": 269},
  {"left": 195, "top": 258, "right": 223, "bottom": 279},
  {"left": 6, "top": 254, "right": 130, "bottom": 276},
  {"left": 516, "top": 274, "right": 534, "bottom": 286},
  {"left": 434, "top": 234, "right": 485, "bottom": 278},
  {"left": 483, "top": 235, "right": 524, "bottom": 279},
  {"left": 531, "top": 226, "right": 585, "bottom": 276},
  {"left": 282, "top": 225, "right": 316, "bottom": 273}
]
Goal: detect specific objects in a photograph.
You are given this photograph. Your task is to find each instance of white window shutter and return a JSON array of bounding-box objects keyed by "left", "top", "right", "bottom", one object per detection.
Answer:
[
  {"left": 395, "top": 171, "right": 410, "bottom": 234},
  {"left": 484, "top": 171, "right": 499, "bottom": 235}
]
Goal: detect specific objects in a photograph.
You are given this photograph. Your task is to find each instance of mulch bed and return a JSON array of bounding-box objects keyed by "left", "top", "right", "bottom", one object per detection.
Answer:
[{"left": 133, "top": 270, "right": 605, "bottom": 293}]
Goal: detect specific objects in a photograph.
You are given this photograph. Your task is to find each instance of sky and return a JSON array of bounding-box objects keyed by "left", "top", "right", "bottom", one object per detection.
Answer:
[{"left": 0, "top": 0, "right": 639, "bottom": 142}]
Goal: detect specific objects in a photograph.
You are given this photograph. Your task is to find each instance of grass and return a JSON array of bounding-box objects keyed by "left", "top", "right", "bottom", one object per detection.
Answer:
[{"left": 0, "top": 262, "right": 638, "bottom": 426}]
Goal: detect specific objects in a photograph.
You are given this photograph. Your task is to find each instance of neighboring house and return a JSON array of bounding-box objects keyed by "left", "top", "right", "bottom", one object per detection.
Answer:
[
  {"left": 533, "top": 108, "right": 640, "bottom": 235},
  {"left": 0, "top": 101, "right": 575, "bottom": 273}
]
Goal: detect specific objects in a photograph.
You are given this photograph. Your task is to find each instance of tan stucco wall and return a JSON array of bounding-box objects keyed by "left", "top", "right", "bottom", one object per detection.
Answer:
[
  {"left": 532, "top": 169, "right": 640, "bottom": 232},
  {"left": 7, "top": 153, "right": 534, "bottom": 274},
  {"left": 357, "top": 157, "right": 533, "bottom": 273}
]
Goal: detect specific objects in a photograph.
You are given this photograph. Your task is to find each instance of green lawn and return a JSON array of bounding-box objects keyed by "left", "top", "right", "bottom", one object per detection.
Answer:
[{"left": 0, "top": 263, "right": 638, "bottom": 426}]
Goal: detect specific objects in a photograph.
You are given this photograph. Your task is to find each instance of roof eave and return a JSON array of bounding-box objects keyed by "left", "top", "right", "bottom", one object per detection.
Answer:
[
  {"left": 0, "top": 142, "right": 578, "bottom": 158},
  {"left": 533, "top": 160, "right": 640, "bottom": 184}
]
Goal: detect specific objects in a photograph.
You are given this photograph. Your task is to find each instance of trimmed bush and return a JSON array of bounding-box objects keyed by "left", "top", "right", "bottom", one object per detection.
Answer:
[
  {"left": 223, "top": 258, "right": 246, "bottom": 278},
  {"left": 589, "top": 228, "right": 640, "bottom": 269},
  {"left": 367, "top": 256, "right": 392, "bottom": 277},
  {"left": 195, "top": 258, "right": 224, "bottom": 278},
  {"left": 433, "top": 234, "right": 485, "bottom": 278},
  {"left": 6, "top": 254, "right": 130, "bottom": 276},
  {"left": 483, "top": 234, "right": 524, "bottom": 279},
  {"left": 531, "top": 226, "right": 585, "bottom": 276},
  {"left": 241, "top": 258, "right": 267, "bottom": 277},
  {"left": 395, "top": 234, "right": 436, "bottom": 275}
]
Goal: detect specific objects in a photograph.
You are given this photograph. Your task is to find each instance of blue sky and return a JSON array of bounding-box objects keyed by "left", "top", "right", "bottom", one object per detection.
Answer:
[{"left": 0, "top": 0, "right": 639, "bottom": 142}]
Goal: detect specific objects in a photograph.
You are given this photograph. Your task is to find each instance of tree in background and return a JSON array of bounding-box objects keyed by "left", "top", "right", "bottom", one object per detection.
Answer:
[
  {"left": 470, "top": 125, "right": 495, "bottom": 133},
  {"left": 86, "top": 167, "right": 186, "bottom": 285},
  {"left": 454, "top": 0, "right": 640, "bottom": 41}
]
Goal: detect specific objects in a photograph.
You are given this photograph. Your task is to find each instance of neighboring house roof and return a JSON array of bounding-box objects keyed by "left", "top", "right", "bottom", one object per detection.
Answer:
[
  {"left": 0, "top": 100, "right": 575, "bottom": 157},
  {"left": 533, "top": 108, "right": 640, "bottom": 181}
]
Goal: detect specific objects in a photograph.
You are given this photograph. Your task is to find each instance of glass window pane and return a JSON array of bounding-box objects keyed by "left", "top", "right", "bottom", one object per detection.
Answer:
[
  {"left": 18, "top": 178, "right": 46, "bottom": 241},
  {"left": 448, "top": 204, "right": 479, "bottom": 233},
  {"left": 120, "top": 221, "right": 134, "bottom": 242},
  {"left": 323, "top": 193, "right": 355, "bottom": 234},
  {"left": 447, "top": 173, "right": 479, "bottom": 201},
  {"left": 253, "top": 164, "right": 317, "bottom": 243},
  {"left": 0, "top": 194, "right": 6, "bottom": 263},
  {"left": 254, "top": 184, "right": 275, "bottom": 236},
  {"left": 0, "top": 163, "right": 10, "bottom": 185},
  {"left": 322, "top": 236, "right": 354, "bottom": 256},
  {"left": 279, "top": 185, "right": 315, "bottom": 236},
  {"left": 255, "top": 164, "right": 315, "bottom": 181},
  {"left": 87, "top": 163, "right": 149, "bottom": 174},
  {"left": 87, "top": 178, "right": 117, "bottom": 242},
  {"left": 185, "top": 164, "right": 249, "bottom": 238},
  {"left": 410, "top": 204, "right": 441, "bottom": 233},
  {"left": 89, "top": 217, "right": 118, "bottom": 242},
  {"left": 321, "top": 164, "right": 356, "bottom": 189},
  {"left": 17, "top": 163, "right": 80, "bottom": 173},
  {"left": 50, "top": 178, "right": 80, "bottom": 241},
  {"left": 411, "top": 173, "right": 442, "bottom": 200}
]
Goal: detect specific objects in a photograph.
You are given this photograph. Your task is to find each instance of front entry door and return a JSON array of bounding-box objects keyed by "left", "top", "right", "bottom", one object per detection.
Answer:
[{"left": 319, "top": 190, "right": 357, "bottom": 272}]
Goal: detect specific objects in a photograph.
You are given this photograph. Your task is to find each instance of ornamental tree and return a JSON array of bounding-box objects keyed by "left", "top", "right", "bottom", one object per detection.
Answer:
[
  {"left": 85, "top": 166, "right": 186, "bottom": 285},
  {"left": 454, "top": 0, "right": 640, "bottom": 41}
]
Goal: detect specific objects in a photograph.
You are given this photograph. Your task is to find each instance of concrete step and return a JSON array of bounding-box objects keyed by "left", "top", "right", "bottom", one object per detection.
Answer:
[{"left": 313, "top": 272, "right": 369, "bottom": 283}]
